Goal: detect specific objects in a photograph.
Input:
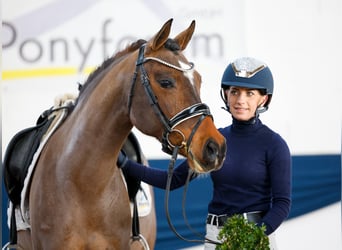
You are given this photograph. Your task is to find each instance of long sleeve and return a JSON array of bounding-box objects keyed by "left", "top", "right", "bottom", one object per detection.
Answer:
[
  {"left": 123, "top": 159, "right": 193, "bottom": 190},
  {"left": 259, "top": 133, "right": 292, "bottom": 235}
]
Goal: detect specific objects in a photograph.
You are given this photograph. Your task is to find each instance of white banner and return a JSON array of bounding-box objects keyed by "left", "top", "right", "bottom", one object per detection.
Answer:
[{"left": 2, "top": 0, "right": 342, "bottom": 157}]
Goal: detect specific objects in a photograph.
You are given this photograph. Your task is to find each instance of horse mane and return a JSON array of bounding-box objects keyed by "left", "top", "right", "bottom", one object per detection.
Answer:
[
  {"left": 75, "top": 38, "right": 180, "bottom": 104},
  {"left": 77, "top": 39, "right": 147, "bottom": 100}
]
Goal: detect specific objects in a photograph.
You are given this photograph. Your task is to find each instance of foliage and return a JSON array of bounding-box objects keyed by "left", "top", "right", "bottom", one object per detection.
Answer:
[{"left": 216, "top": 214, "right": 270, "bottom": 250}]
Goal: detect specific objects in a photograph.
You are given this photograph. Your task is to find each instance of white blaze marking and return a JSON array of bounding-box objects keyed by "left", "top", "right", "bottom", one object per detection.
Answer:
[{"left": 179, "top": 60, "right": 194, "bottom": 87}]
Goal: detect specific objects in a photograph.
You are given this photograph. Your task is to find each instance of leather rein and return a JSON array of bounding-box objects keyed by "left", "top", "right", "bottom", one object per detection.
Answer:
[{"left": 128, "top": 44, "right": 221, "bottom": 246}]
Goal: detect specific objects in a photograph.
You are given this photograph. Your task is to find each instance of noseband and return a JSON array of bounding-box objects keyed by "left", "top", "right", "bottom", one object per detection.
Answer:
[{"left": 128, "top": 44, "right": 212, "bottom": 155}]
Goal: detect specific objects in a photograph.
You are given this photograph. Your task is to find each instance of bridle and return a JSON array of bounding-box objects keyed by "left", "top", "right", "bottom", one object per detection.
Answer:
[
  {"left": 128, "top": 44, "right": 221, "bottom": 247},
  {"left": 128, "top": 44, "right": 212, "bottom": 155}
]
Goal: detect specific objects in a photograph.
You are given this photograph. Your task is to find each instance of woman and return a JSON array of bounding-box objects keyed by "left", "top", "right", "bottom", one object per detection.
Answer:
[{"left": 118, "top": 57, "right": 291, "bottom": 250}]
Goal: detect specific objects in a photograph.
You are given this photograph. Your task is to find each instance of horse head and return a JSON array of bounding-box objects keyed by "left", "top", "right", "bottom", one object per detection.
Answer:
[{"left": 129, "top": 19, "right": 226, "bottom": 173}]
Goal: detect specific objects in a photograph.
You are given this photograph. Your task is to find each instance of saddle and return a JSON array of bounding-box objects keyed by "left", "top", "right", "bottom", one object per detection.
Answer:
[
  {"left": 3, "top": 103, "right": 73, "bottom": 246},
  {"left": 3, "top": 110, "right": 59, "bottom": 206}
]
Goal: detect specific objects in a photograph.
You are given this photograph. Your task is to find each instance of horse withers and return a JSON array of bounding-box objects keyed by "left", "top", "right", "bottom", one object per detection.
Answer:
[{"left": 6, "top": 19, "right": 226, "bottom": 249}]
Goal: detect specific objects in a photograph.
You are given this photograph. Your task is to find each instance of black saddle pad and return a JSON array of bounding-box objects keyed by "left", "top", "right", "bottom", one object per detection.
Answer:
[{"left": 3, "top": 113, "right": 54, "bottom": 205}]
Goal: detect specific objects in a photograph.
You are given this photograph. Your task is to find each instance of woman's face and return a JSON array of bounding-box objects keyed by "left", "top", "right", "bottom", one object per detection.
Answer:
[{"left": 225, "top": 86, "right": 268, "bottom": 121}]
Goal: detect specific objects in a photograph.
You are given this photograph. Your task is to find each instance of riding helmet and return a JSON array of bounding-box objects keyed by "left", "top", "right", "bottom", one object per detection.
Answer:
[{"left": 221, "top": 57, "right": 274, "bottom": 112}]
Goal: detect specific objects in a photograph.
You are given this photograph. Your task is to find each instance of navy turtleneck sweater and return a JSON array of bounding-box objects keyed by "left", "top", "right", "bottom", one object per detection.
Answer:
[{"left": 123, "top": 117, "right": 291, "bottom": 235}]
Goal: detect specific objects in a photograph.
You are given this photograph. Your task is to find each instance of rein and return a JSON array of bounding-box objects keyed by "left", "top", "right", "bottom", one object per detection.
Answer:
[
  {"left": 128, "top": 44, "right": 221, "bottom": 247},
  {"left": 164, "top": 146, "right": 222, "bottom": 247}
]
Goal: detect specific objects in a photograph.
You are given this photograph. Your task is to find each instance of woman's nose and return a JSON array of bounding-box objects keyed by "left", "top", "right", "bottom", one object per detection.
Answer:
[{"left": 236, "top": 93, "right": 246, "bottom": 103}]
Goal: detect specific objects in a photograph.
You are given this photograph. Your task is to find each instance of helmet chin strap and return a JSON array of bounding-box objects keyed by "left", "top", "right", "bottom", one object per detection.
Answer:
[
  {"left": 221, "top": 106, "right": 229, "bottom": 113},
  {"left": 256, "top": 105, "right": 267, "bottom": 115},
  {"left": 220, "top": 89, "right": 230, "bottom": 113},
  {"left": 256, "top": 95, "right": 268, "bottom": 114}
]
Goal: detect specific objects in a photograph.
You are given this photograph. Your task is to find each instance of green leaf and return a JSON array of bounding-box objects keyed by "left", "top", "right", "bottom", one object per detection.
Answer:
[{"left": 216, "top": 214, "right": 270, "bottom": 250}]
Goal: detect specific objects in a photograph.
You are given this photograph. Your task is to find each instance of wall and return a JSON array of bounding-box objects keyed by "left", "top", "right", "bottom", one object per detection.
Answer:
[{"left": 2, "top": 0, "right": 341, "bottom": 156}]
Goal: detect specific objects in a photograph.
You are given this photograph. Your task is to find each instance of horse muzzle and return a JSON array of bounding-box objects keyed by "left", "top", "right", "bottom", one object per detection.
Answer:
[{"left": 188, "top": 137, "right": 226, "bottom": 173}]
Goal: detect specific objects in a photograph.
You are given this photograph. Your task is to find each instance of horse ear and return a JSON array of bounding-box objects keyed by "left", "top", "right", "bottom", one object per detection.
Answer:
[
  {"left": 151, "top": 18, "right": 173, "bottom": 51},
  {"left": 174, "top": 20, "right": 196, "bottom": 50}
]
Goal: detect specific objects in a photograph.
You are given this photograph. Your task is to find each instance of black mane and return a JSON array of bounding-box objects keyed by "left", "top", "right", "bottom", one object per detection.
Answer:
[
  {"left": 76, "top": 38, "right": 179, "bottom": 103},
  {"left": 77, "top": 39, "right": 147, "bottom": 99}
]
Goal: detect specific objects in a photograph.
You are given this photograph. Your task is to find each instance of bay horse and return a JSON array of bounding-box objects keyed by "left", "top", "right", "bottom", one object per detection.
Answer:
[{"left": 12, "top": 19, "right": 226, "bottom": 249}]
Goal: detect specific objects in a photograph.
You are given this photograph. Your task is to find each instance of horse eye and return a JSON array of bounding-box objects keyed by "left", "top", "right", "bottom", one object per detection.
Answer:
[{"left": 158, "top": 79, "right": 175, "bottom": 88}]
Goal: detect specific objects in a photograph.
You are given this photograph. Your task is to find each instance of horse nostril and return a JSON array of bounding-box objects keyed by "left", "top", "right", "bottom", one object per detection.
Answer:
[{"left": 203, "top": 139, "right": 219, "bottom": 166}]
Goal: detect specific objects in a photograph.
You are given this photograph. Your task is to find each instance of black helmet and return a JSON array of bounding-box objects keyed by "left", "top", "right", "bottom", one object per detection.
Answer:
[{"left": 221, "top": 57, "right": 273, "bottom": 112}]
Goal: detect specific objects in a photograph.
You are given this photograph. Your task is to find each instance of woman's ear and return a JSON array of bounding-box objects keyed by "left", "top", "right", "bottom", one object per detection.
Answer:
[{"left": 259, "top": 95, "right": 268, "bottom": 107}]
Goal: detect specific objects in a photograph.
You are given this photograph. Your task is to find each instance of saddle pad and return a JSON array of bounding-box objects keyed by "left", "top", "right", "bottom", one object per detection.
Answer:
[
  {"left": 3, "top": 116, "right": 54, "bottom": 205},
  {"left": 130, "top": 182, "right": 152, "bottom": 217},
  {"left": 5, "top": 96, "right": 75, "bottom": 232},
  {"left": 20, "top": 103, "right": 72, "bottom": 223}
]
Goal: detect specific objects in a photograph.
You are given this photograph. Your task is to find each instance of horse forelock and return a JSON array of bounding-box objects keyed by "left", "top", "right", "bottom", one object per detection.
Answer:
[
  {"left": 165, "top": 38, "right": 180, "bottom": 52},
  {"left": 76, "top": 39, "right": 147, "bottom": 103}
]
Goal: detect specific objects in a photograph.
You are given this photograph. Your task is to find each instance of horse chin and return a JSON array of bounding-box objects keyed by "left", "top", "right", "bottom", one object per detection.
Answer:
[
  {"left": 187, "top": 149, "right": 221, "bottom": 174},
  {"left": 188, "top": 157, "right": 206, "bottom": 173}
]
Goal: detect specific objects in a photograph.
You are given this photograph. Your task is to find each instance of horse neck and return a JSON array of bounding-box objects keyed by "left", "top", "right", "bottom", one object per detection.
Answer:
[{"left": 61, "top": 60, "right": 135, "bottom": 175}]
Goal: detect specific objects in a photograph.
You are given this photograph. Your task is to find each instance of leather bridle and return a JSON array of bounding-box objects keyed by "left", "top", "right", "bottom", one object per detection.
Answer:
[{"left": 128, "top": 44, "right": 212, "bottom": 155}]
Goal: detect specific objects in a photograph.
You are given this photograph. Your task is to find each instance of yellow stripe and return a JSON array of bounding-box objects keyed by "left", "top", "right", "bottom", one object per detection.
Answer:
[
  {"left": 83, "top": 67, "right": 95, "bottom": 75},
  {"left": 2, "top": 67, "right": 96, "bottom": 80}
]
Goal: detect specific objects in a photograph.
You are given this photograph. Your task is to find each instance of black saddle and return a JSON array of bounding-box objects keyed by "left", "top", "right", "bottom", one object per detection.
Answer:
[
  {"left": 3, "top": 110, "right": 56, "bottom": 206},
  {"left": 2, "top": 107, "right": 67, "bottom": 246}
]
